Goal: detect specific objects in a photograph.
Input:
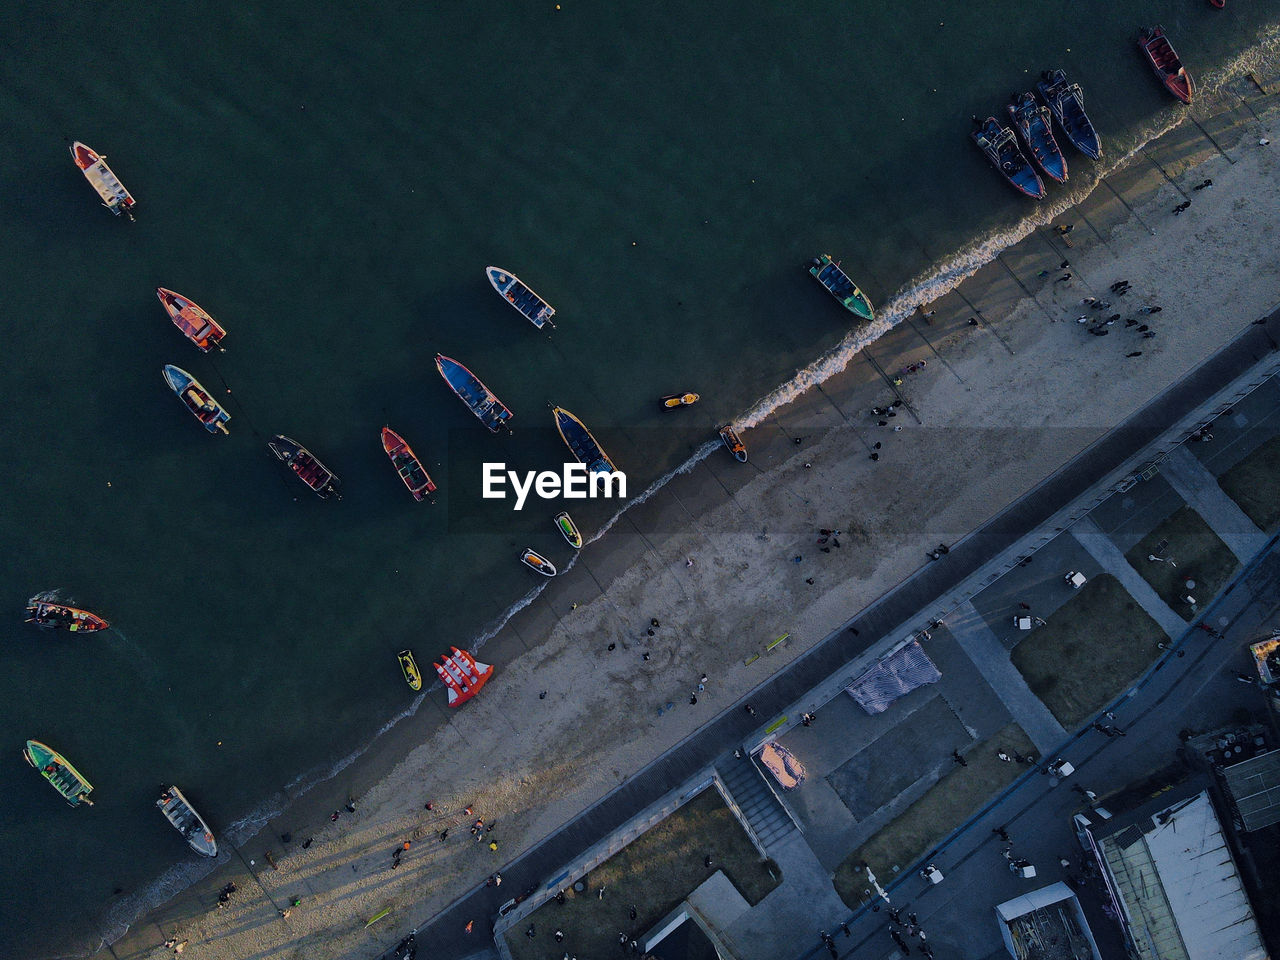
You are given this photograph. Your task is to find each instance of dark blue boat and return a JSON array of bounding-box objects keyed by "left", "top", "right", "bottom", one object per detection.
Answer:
[
  {"left": 971, "top": 117, "right": 1046, "bottom": 200},
  {"left": 435, "top": 354, "right": 513, "bottom": 433},
  {"left": 552, "top": 406, "right": 616, "bottom": 474},
  {"left": 1036, "top": 70, "right": 1102, "bottom": 161},
  {"left": 1007, "top": 92, "right": 1068, "bottom": 184}
]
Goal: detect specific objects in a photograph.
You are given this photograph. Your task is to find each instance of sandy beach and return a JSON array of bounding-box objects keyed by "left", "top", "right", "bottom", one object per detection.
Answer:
[{"left": 92, "top": 90, "right": 1280, "bottom": 960}]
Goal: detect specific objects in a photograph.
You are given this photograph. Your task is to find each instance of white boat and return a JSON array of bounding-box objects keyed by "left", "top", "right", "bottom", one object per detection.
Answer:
[
  {"left": 157, "top": 786, "right": 218, "bottom": 857},
  {"left": 486, "top": 267, "right": 556, "bottom": 329},
  {"left": 69, "top": 141, "right": 136, "bottom": 218},
  {"left": 521, "top": 548, "right": 557, "bottom": 577}
]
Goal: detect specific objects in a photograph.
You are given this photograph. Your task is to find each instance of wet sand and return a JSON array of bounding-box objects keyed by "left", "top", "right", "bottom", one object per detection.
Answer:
[{"left": 92, "top": 91, "right": 1280, "bottom": 960}]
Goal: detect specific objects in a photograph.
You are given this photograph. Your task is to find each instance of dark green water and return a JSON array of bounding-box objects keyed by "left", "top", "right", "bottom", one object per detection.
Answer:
[{"left": 1, "top": 2, "right": 1276, "bottom": 954}]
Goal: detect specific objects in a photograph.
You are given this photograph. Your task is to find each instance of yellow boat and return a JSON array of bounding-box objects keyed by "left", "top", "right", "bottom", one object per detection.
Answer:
[
  {"left": 661, "top": 393, "right": 700, "bottom": 409},
  {"left": 398, "top": 650, "right": 423, "bottom": 691}
]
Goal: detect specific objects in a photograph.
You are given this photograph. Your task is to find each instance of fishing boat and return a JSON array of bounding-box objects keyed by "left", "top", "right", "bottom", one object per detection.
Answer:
[
  {"left": 25, "top": 599, "right": 109, "bottom": 632},
  {"left": 1036, "top": 70, "right": 1102, "bottom": 160},
  {"left": 486, "top": 267, "right": 556, "bottom": 329},
  {"left": 157, "top": 786, "right": 218, "bottom": 857},
  {"left": 555, "top": 511, "right": 583, "bottom": 549},
  {"left": 163, "top": 365, "right": 230, "bottom": 435},
  {"left": 435, "top": 354, "right": 514, "bottom": 433},
  {"left": 971, "top": 117, "right": 1046, "bottom": 200},
  {"left": 808, "top": 255, "right": 874, "bottom": 320},
  {"left": 552, "top": 407, "right": 617, "bottom": 474},
  {"left": 24, "top": 740, "right": 94, "bottom": 806},
  {"left": 1007, "top": 92, "right": 1068, "bottom": 183},
  {"left": 661, "top": 393, "right": 700, "bottom": 409},
  {"left": 69, "top": 141, "right": 135, "bottom": 218},
  {"left": 381, "top": 427, "right": 436, "bottom": 502},
  {"left": 434, "top": 646, "right": 494, "bottom": 707},
  {"left": 155, "top": 288, "right": 227, "bottom": 352},
  {"left": 398, "top": 649, "right": 423, "bottom": 691},
  {"left": 521, "top": 548, "right": 557, "bottom": 577},
  {"left": 719, "top": 425, "right": 747, "bottom": 463},
  {"left": 268, "top": 435, "right": 341, "bottom": 499},
  {"left": 1139, "top": 27, "right": 1194, "bottom": 104}
]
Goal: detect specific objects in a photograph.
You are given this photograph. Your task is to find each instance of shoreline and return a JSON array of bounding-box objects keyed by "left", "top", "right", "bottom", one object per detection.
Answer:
[{"left": 82, "top": 77, "right": 1280, "bottom": 960}]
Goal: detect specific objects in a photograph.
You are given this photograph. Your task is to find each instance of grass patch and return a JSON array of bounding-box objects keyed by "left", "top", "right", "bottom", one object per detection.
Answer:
[
  {"left": 832, "top": 722, "right": 1035, "bottom": 910},
  {"left": 502, "top": 787, "right": 778, "bottom": 960},
  {"left": 1011, "top": 573, "right": 1165, "bottom": 728},
  {"left": 1124, "top": 506, "right": 1239, "bottom": 621},
  {"left": 1219, "top": 435, "right": 1280, "bottom": 531}
]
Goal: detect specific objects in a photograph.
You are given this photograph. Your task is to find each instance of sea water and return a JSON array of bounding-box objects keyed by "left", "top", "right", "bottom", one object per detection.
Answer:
[{"left": 1, "top": 2, "right": 1277, "bottom": 954}]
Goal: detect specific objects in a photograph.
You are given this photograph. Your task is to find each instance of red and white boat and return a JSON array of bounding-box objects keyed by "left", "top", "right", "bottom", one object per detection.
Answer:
[
  {"left": 156, "top": 288, "right": 227, "bottom": 352},
  {"left": 434, "top": 646, "right": 493, "bottom": 707},
  {"left": 69, "top": 141, "right": 135, "bottom": 218},
  {"left": 26, "top": 600, "right": 109, "bottom": 632},
  {"left": 1138, "top": 26, "right": 1194, "bottom": 104},
  {"left": 381, "top": 427, "right": 436, "bottom": 502}
]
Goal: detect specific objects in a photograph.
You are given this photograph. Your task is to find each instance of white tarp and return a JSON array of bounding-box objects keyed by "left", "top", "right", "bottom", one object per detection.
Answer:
[{"left": 845, "top": 641, "right": 942, "bottom": 714}]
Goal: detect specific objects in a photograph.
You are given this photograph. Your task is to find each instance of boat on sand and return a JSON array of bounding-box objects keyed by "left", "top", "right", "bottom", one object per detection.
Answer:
[
  {"left": 157, "top": 786, "right": 217, "bottom": 857},
  {"left": 1138, "top": 26, "right": 1194, "bottom": 104},
  {"left": 1036, "top": 70, "right": 1102, "bottom": 160},
  {"left": 69, "top": 141, "right": 135, "bottom": 218},
  {"left": 24, "top": 740, "right": 94, "bottom": 806}
]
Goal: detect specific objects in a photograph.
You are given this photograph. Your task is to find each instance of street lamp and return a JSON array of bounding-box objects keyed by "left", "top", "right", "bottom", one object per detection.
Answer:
[{"left": 1148, "top": 554, "right": 1177, "bottom": 566}]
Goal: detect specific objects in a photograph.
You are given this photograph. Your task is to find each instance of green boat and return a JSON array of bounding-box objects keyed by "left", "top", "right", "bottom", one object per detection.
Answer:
[
  {"left": 808, "top": 255, "right": 874, "bottom": 320},
  {"left": 555, "top": 511, "right": 583, "bottom": 549},
  {"left": 24, "top": 740, "right": 94, "bottom": 806}
]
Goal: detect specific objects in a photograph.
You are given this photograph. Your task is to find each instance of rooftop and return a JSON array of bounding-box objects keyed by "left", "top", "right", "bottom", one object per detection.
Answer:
[{"left": 1220, "top": 747, "right": 1280, "bottom": 832}]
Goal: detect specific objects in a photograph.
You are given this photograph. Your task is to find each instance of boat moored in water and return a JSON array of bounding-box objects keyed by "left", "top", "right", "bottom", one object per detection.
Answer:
[
  {"left": 521, "top": 548, "right": 557, "bottom": 577},
  {"left": 156, "top": 288, "right": 227, "bottom": 352},
  {"left": 157, "top": 786, "right": 217, "bottom": 857},
  {"left": 552, "top": 406, "right": 617, "bottom": 474},
  {"left": 163, "top": 365, "right": 230, "bottom": 434},
  {"left": 555, "top": 511, "right": 583, "bottom": 549},
  {"left": 24, "top": 740, "right": 94, "bottom": 806},
  {"left": 25, "top": 599, "right": 109, "bottom": 632},
  {"left": 1036, "top": 70, "right": 1102, "bottom": 160},
  {"left": 435, "top": 646, "right": 494, "bottom": 707},
  {"left": 398, "top": 649, "right": 423, "bottom": 691},
  {"left": 1007, "top": 92, "right": 1068, "bottom": 183},
  {"left": 1139, "top": 27, "right": 1194, "bottom": 104},
  {"left": 268, "top": 435, "right": 341, "bottom": 499},
  {"left": 69, "top": 141, "right": 135, "bottom": 218},
  {"left": 661, "top": 393, "right": 700, "bottom": 409},
  {"left": 435, "top": 354, "right": 514, "bottom": 433},
  {"left": 808, "top": 255, "right": 874, "bottom": 320},
  {"left": 486, "top": 267, "right": 556, "bottom": 329},
  {"left": 971, "top": 117, "right": 1046, "bottom": 200},
  {"left": 719, "top": 425, "right": 747, "bottom": 463},
  {"left": 381, "top": 427, "right": 436, "bottom": 502}
]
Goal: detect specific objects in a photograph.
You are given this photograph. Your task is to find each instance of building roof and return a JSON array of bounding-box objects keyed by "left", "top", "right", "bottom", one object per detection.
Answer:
[
  {"left": 1098, "top": 791, "right": 1266, "bottom": 960},
  {"left": 995, "top": 882, "right": 1104, "bottom": 960},
  {"left": 1221, "top": 747, "right": 1280, "bottom": 832}
]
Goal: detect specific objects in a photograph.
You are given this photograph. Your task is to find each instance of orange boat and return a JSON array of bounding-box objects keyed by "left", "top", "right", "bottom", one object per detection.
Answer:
[
  {"left": 156, "top": 288, "right": 227, "bottom": 352},
  {"left": 381, "top": 427, "right": 436, "bottom": 502},
  {"left": 25, "top": 600, "right": 109, "bottom": 632},
  {"left": 434, "top": 646, "right": 493, "bottom": 707}
]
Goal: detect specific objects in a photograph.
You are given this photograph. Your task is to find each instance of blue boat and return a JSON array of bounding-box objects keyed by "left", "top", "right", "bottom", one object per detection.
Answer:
[
  {"left": 552, "top": 406, "right": 616, "bottom": 474},
  {"left": 1036, "top": 70, "right": 1102, "bottom": 161},
  {"left": 486, "top": 267, "right": 556, "bottom": 330},
  {"left": 1007, "top": 92, "right": 1068, "bottom": 184},
  {"left": 163, "top": 365, "right": 230, "bottom": 434},
  {"left": 971, "top": 117, "right": 1045, "bottom": 200},
  {"left": 435, "top": 354, "right": 513, "bottom": 433}
]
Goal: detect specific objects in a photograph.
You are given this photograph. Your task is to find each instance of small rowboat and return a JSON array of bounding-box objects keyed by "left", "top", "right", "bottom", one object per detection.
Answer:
[
  {"left": 719, "top": 425, "right": 747, "bottom": 463},
  {"left": 521, "top": 548, "right": 557, "bottom": 577},
  {"left": 1139, "top": 26, "right": 1194, "bottom": 104},
  {"left": 156, "top": 288, "right": 227, "bottom": 352},
  {"left": 398, "top": 649, "right": 423, "bottom": 691},
  {"left": 486, "top": 267, "right": 556, "bottom": 329},
  {"left": 268, "top": 435, "right": 341, "bottom": 499},
  {"left": 25, "top": 600, "right": 109, "bottom": 632},
  {"left": 69, "top": 141, "right": 135, "bottom": 218},
  {"left": 24, "top": 740, "right": 94, "bottom": 806},
  {"left": 157, "top": 786, "right": 217, "bottom": 857},
  {"left": 163, "top": 365, "right": 230, "bottom": 434},
  {"left": 381, "top": 427, "right": 436, "bottom": 502},
  {"left": 555, "top": 511, "right": 583, "bottom": 549},
  {"left": 808, "top": 255, "right": 875, "bottom": 320},
  {"left": 661, "top": 393, "right": 700, "bottom": 409}
]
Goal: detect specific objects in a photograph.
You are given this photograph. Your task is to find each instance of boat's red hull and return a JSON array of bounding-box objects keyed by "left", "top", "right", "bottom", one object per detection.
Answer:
[
  {"left": 26, "top": 601, "right": 109, "bottom": 632},
  {"left": 381, "top": 427, "right": 436, "bottom": 501},
  {"left": 1140, "top": 29, "right": 1194, "bottom": 104}
]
